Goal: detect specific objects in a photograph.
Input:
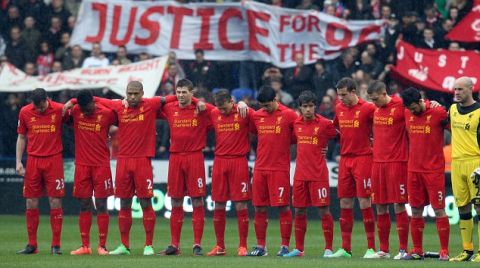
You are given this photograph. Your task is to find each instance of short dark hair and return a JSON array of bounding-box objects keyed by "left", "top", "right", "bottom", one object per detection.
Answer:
[
  {"left": 31, "top": 88, "right": 47, "bottom": 106},
  {"left": 214, "top": 89, "right": 232, "bottom": 105},
  {"left": 194, "top": 49, "right": 204, "bottom": 55},
  {"left": 77, "top": 90, "right": 93, "bottom": 109},
  {"left": 257, "top": 85, "right": 276, "bottom": 103},
  {"left": 297, "top": 90, "right": 318, "bottom": 106},
  {"left": 176, "top": 79, "right": 194, "bottom": 91},
  {"left": 367, "top": 80, "right": 387, "bottom": 94},
  {"left": 400, "top": 87, "right": 421, "bottom": 107},
  {"left": 336, "top": 77, "right": 357, "bottom": 92}
]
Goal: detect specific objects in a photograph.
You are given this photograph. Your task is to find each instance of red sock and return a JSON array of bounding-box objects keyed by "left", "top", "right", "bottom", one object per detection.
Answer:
[
  {"left": 361, "top": 207, "right": 376, "bottom": 250},
  {"left": 142, "top": 206, "right": 156, "bottom": 246},
  {"left": 294, "top": 214, "right": 307, "bottom": 252},
  {"left": 26, "top": 208, "right": 39, "bottom": 247},
  {"left": 96, "top": 213, "right": 109, "bottom": 248},
  {"left": 192, "top": 206, "right": 205, "bottom": 246},
  {"left": 321, "top": 213, "right": 334, "bottom": 250},
  {"left": 340, "top": 208, "right": 353, "bottom": 252},
  {"left": 213, "top": 209, "right": 226, "bottom": 248},
  {"left": 254, "top": 211, "right": 268, "bottom": 247},
  {"left": 280, "top": 210, "right": 292, "bottom": 247},
  {"left": 118, "top": 208, "right": 132, "bottom": 248},
  {"left": 377, "top": 213, "right": 391, "bottom": 252},
  {"left": 410, "top": 217, "right": 424, "bottom": 254},
  {"left": 79, "top": 211, "right": 92, "bottom": 247},
  {"left": 436, "top": 216, "right": 450, "bottom": 252},
  {"left": 236, "top": 209, "right": 249, "bottom": 248},
  {"left": 396, "top": 211, "right": 409, "bottom": 251},
  {"left": 170, "top": 207, "right": 184, "bottom": 248},
  {"left": 50, "top": 208, "right": 63, "bottom": 247}
]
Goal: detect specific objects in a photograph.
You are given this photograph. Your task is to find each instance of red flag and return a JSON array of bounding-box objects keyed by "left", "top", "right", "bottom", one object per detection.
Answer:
[
  {"left": 390, "top": 41, "right": 480, "bottom": 93},
  {"left": 446, "top": 0, "right": 480, "bottom": 43}
]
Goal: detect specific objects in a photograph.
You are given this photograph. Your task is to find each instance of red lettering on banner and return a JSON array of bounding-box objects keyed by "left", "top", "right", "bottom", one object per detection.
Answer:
[
  {"left": 277, "top": 43, "right": 289, "bottom": 62},
  {"left": 135, "top": 6, "right": 164, "bottom": 46},
  {"left": 308, "top": 15, "right": 320, "bottom": 32},
  {"left": 85, "top": 3, "right": 107, "bottom": 43},
  {"left": 194, "top": 8, "right": 215, "bottom": 50},
  {"left": 80, "top": 68, "right": 112, "bottom": 75},
  {"left": 292, "top": 15, "right": 305, "bottom": 32},
  {"left": 308, "top": 43, "right": 319, "bottom": 61},
  {"left": 325, "top": 22, "right": 352, "bottom": 47},
  {"left": 291, "top": 44, "right": 305, "bottom": 60},
  {"left": 110, "top": 5, "right": 138, "bottom": 46},
  {"left": 218, "top": 8, "right": 244, "bottom": 50},
  {"left": 247, "top": 10, "right": 270, "bottom": 55},
  {"left": 168, "top": 6, "right": 194, "bottom": 49},
  {"left": 357, "top": 24, "right": 381, "bottom": 44},
  {"left": 279, "top": 15, "right": 289, "bottom": 32}
]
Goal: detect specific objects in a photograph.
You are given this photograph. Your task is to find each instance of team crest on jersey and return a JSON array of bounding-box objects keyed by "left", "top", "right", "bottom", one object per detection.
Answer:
[
  {"left": 260, "top": 118, "right": 265, "bottom": 123},
  {"left": 314, "top": 127, "right": 319, "bottom": 134},
  {"left": 355, "top": 110, "right": 361, "bottom": 118},
  {"left": 30, "top": 117, "right": 36, "bottom": 122},
  {"left": 409, "top": 116, "right": 414, "bottom": 122},
  {"left": 234, "top": 114, "right": 239, "bottom": 121},
  {"left": 51, "top": 114, "right": 56, "bottom": 122},
  {"left": 297, "top": 127, "right": 302, "bottom": 133},
  {"left": 192, "top": 119, "right": 198, "bottom": 127},
  {"left": 140, "top": 106, "right": 144, "bottom": 112},
  {"left": 276, "top": 116, "right": 282, "bottom": 124},
  {"left": 389, "top": 108, "right": 396, "bottom": 115},
  {"left": 217, "top": 115, "right": 222, "bottom": 121},
  {"left": 426, "top": 115, "right": 431, "bottom": 123},
  {"left": 174, "top": 111, "right": 179, "bottom": 116},
  {"left": 96, "top": 115, "right": 103, "bottom": 122},
  {"left": 339, "top": 111, "right": 344, "bottom": 117},
  {"left": 469, "top": 114, "right": 474, "bottom": 119}
]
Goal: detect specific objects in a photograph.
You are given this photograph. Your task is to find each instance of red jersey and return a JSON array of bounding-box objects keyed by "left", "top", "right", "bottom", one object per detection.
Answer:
[
  {"left": 334, "top": 98, "right": 375, "bottom": 156},
  {"left": 93, "top": 97, "right": 161, "bottom": 157},
  {"left": 17, "top": 100, "right": 66, "bottom": 157},
  {"left": 405, "top": 101, "right": 448, "bottom": 173},
  {"left": 71, "top": 103, "right": 116, "bottom": 167},
  {"left": 294, "top": 114, "right": 337, "bottom": 181},
  {"left": 372, "top": 95, "right": 408, "bottom": 162},
  {"left": 210, "top": 105, "right": 253, "bottom": 157},
  {"left": 160, "top": 101, "right": 212, "bottom": 153},
  {"left": 251, "top": 104, "right": 298, "bottom": 171}
]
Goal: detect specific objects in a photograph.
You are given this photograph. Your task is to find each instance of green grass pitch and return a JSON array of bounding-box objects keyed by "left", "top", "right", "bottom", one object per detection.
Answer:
[{"left": 0, "top": 215, "right": 468, "bottom": 267}]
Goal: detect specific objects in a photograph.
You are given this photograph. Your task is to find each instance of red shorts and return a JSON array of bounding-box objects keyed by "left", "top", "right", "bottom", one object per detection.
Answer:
[
  {"left": 408, "top": 171, "right": 445, "bottom": 209},
  {"left": 292, "top": 180, "right": 330, "bottom": 207},
  {"left": 23, "top": 153, "right": 65, "bottom": 198},
  {"left": 338, "top": 155, "right": 372, "bottom": 198},
  {"left": 212, "top": 156, "right": 251, "bottom": 202},
  {"left": 371, "top": 162, "right": 408, "bottom": 204},
  {"left": 252, "top": 169, "right": 290, "bottom": 207},
  {"left": 168, "top": 152, "right": 206, "bottom": 198},
  {"left": 73, "top": 164, "right": 113, "bottom": 198},
  {"left": 115, "top": 157, "right": 153, "bottom": 199}
]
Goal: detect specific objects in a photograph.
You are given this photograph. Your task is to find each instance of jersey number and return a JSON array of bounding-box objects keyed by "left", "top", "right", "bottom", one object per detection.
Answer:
[
  {"left": 55, "top": 179, "right": 64, "bottom": 190},
  {"left": 363, "top": 178, "right": 371, "bottom": 189},
  {"left": 241, "top": 182, "right": 248, "bottom": 193},
  {"left": 318, "top": 188, "right": 328, "bottom": 199}
]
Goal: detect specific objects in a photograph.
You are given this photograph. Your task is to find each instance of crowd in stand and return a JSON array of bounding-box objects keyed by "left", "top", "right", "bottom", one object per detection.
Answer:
[{"left": 0, "top": 0, "right": 477, "bottom": 161}]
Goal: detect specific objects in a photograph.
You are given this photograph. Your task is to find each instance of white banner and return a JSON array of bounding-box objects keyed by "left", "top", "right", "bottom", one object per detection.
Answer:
[
  {"left": 71, "top": 0, "right": 384, "bottom": 67},
  {"left": 0, "top": 56, "right": 168, "bottom": 97}
]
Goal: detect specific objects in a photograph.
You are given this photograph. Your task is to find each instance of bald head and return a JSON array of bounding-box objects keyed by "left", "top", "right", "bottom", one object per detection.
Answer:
[
  {"left": 126, "top": 81, "right": 144, "bottom": 107},
  {"left": 127, "top": 81, "right": 143, "bottom": 91},
  {"left": 453, "top": 76, "right": 474, "bottom": 106},
  {"left": 455, "top": 76, "right": 474, "bottom": 89}
]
